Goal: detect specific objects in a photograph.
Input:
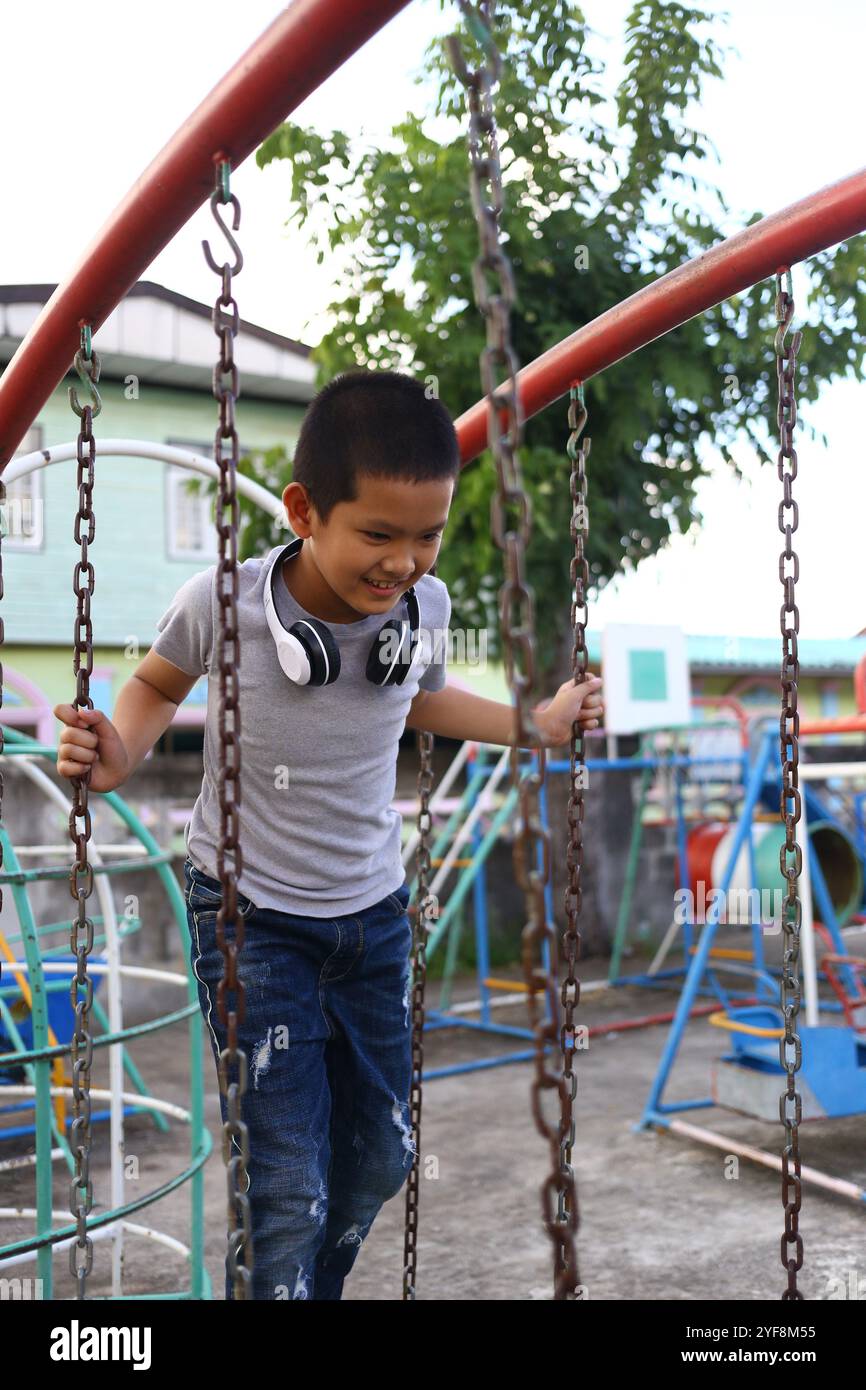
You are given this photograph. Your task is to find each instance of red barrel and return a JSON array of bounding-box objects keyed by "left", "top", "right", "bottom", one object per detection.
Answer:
[
  {"left": 683, "top": 820, "right": 729, "bottom": 895},
  {"left": 685, "top": 818, "right": 864, "bottom": 927}
]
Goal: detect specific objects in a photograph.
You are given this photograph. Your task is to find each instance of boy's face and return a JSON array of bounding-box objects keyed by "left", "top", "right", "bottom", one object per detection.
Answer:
[{"left": 282, "top": 472, "right": 455, "bottom": 622}]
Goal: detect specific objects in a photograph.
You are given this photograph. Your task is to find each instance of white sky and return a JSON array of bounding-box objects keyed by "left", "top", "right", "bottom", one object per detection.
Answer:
[{"left": 4, "top": 0, "right": 864, "bottom": 642}]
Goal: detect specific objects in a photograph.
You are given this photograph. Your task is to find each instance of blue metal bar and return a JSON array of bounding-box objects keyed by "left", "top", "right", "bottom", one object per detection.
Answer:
[
  {"left": 425, "top": 1051, "right": 537, "bottom": 1078},
  {"left": 0, "top": 1103, "right": 159, "bottom": 1143},
  {"left": 548, "top": 755, "right": 750, "bottom": 773},
  {"left": 653, "top": 1098, "right": 716, "bottom": 1114},
  {"left": 471, "top": 777, "right": 492, "bottom": 1028},
  {"left": 425, "top": 1014, "right": 532, "bottom": 1041},
  {"left": 854, "top": 792, "right": 866, "bottom": 866},
  {"left": 808, "top": 839, "right": 860, "bottom": 997},
  {"left": 639, "top": 729, "right": 776, "bottom": 1126}
]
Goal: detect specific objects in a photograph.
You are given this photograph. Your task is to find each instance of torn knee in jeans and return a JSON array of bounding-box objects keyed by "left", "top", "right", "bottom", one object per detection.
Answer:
[
  {"left": 402, "top": 958, "right": 413, "bottom": 1028},
  {"left": 252, "top": 1028, "right": 274, "bottom": 1089},
  {"left": 390, "top": 1094, "right": 417, "bottom": 1166},
  {"left": 308, "top": 1177, "right": 327, "bottom": 1225}
]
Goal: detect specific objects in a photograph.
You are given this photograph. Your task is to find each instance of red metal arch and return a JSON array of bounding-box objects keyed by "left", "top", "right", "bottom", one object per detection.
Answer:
[
  {"left": 0, "top": 0, "right": 409, "bottom": 466},
  {"left": 1, "top": 0, "right": 865, "bottom": 468},
  {"left": 455, "top": 165, "right": 866, "bottom": 463}
]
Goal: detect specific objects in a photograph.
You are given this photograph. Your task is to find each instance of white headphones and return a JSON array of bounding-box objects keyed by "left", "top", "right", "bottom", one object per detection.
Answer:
[{"left": 263, "top": 536, "right": 426, "bottom": 687}]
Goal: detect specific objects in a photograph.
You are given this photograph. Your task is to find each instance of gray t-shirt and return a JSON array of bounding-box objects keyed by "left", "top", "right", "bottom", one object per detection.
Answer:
[{"left": 152, "top": 543, "right": 451, "bottom": 917}]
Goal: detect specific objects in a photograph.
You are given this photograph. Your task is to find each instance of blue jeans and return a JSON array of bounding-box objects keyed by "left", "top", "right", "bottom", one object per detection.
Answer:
[{"left": 182, "top": 856, "right": 415, "bottom": 1301}]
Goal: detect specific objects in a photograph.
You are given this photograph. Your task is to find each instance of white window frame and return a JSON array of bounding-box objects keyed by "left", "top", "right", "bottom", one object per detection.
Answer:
[
  {"left": 164, "top": 437, "right": 261, "bottom": 562},
  {"left": 165, "top": 439, "right": 220, "bottom": 562}
]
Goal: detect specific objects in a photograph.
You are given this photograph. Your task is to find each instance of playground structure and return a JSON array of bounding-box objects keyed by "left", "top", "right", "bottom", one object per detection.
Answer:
[
  {"left": 396, "top": 710, "right": 866, "bottom": 1081},
  {"left": 641, "top": 714, "right": 866, "bottom": 1199},
  {"left": 1, "top": 0, "right": 866, "bottom": 1301},
  {"left": 0, "top": 727, "right": 212, "bottom": 1298}
]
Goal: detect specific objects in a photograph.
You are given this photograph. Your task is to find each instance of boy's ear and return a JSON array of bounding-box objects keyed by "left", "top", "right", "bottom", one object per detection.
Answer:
[{"left": 282, "top": 480, "right": 317, "bottom": 535}]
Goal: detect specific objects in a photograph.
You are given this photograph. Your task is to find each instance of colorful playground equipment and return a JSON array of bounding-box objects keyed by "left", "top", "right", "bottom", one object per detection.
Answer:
[
  {"left": 640, "top": 712, "right": 866, "bottom": 1205},
  {"left": 3, "top": 0, "right": 866, "bottom": 1303},
  {"left": 389, "top": 671, "right": 866, "bottom": 1224},
  {"left": 0, "top": 728, "right": 212, "bottom": 1298},
  {"left": 709, "top": 1005, "right": 866, "bottom": 1123},
  {"left": 397, "top": 715, "right": 866, "bottom": 1051}
]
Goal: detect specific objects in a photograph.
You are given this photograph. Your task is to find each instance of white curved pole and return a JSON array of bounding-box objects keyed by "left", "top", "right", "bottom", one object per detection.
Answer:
[{"left": 6, "top": 439, "right": 287, "bottom": 522}]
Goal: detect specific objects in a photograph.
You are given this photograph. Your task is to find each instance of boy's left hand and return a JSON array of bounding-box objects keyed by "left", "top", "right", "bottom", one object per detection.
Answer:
[{"left": 533, "top": 675, "right": 604, "bottom": 748}]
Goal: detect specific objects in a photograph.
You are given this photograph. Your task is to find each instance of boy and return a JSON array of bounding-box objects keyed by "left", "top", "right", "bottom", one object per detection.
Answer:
[{"left": 55, "top": 369, "right": 603, "bottom": 1300}]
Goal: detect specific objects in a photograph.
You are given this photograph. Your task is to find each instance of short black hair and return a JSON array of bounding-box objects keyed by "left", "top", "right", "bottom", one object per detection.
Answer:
[{"left": 291, "top": 369, "right": 460, "bottom": 523}]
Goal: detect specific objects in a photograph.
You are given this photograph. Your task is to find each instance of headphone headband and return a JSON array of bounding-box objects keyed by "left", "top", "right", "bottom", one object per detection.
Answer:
[{"left": 263, "top": 538, "right": 422, "bottom": 686}]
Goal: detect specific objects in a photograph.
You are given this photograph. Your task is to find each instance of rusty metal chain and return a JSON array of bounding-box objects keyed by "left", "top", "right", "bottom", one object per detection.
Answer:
[
  {"left": 775, "top": 268, "right": 804, "bottom": 1300},
  {"left": 446, "top": 0, "right": 579, "bottom": 1298},
  {"left": 403, "top": 729, "right": 435, "bottom": 1300},
  {"left": 203, "top": 155, "right": 252, "bottom": 1299},
  {"left": 67, "top": 325, "right": 102, "bottom": 1297},
  {"left": 0, "top": 459, "right": 4, "bottom": 1013},
  {"left": 558, "top": 382, "right": 590, "bottom": 1251}
]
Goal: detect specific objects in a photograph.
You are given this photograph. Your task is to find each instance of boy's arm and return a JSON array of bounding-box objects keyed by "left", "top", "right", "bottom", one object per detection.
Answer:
[
  {"left": 55, "top": 652, "right": 198, "bottom": 793},
  {"left": 112, "top": 651, "right": 199, "bottom": 782},
  {"left": 405, "top": 676, "right": 603, "bottom": 749},
  {"left": 405, "top": 684, "right": 522, "bottom": 746}
]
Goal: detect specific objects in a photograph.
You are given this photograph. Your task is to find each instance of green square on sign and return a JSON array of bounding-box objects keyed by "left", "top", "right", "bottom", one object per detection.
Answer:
[{"left": 629, "top": 649, "right": 667, "bottom": 701}]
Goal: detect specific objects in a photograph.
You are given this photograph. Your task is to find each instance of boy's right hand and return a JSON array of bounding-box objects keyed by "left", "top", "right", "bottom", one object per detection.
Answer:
[{"left": 53, "top": 705, "right": 130, "bottom": 793}]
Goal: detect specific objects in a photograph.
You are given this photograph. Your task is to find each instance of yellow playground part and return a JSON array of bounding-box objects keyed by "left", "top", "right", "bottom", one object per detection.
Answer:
[{"left": 708, "top": 1010, "right": 784, "bottom": 1039}]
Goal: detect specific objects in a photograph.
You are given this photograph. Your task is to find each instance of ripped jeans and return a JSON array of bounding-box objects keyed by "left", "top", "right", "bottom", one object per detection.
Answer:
[{"left": 182, "top": 856, "right": 415, "bottom": 1301}]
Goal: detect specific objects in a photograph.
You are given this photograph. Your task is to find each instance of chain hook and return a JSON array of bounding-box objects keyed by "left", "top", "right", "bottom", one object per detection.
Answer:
[
  {"left": 69, "top": 327, "right": 102, "bottom": 418},
  {"left": 451, "top": 0, "right": 502, "bottom": 81},
  {"left": 566, "top": 380, "right": 587, "bottom": 458},
  {"left": 202, "top": 158, "right": 244, "bottom": 277}
]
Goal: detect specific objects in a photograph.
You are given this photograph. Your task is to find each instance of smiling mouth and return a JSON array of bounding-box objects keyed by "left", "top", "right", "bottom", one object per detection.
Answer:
[{"left": 363, "top": 577, "right": 410, "bottom": 592}]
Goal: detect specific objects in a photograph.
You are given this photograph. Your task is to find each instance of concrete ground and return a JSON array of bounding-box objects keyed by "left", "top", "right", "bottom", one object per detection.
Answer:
[{"left": 2, "top": 950, "right": 864, "bottom": 1302}]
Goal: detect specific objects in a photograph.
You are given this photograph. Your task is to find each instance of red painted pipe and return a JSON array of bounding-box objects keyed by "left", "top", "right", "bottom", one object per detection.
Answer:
[
  {"left": 0, "top": 0, "right": 410, "bottom": 466},
  {"left": 800, "top": 716, "right": 866, "bottom": 734},
  {"left": 692, "top": 695, "right": 749, "bottom": 749},
  {"left": 454, "top": 165, "right": 866, "bottom": 464},
  {"left": 587, "top": 997, "right": 759, "bottom": 1040},
  {"left": 4, "top": 21, "right": 866, "bottom": 476}
]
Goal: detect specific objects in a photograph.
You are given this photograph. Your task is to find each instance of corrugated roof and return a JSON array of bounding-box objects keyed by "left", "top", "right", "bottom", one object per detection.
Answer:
[
  {"left": 451, "top": 630, "right": 866, "bottom": 705},
  {"left": 685, "top": 634, "right": 865, "bottom": 671},
  {"left": 0, "top": 280, "right": 312, "bottom": 357},
  {"left": 579, "top": 632, "right": 866, "bottom": 670}
]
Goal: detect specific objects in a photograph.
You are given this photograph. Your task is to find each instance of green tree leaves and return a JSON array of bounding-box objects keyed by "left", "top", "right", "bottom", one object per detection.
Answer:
[{"left": 233, "top": 0, "right": 866, "bottom": 679}]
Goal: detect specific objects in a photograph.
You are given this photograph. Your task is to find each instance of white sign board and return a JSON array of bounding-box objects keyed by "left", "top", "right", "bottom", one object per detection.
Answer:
[{"left": 601, "top": 623, "right": 691, "bottom": 734}]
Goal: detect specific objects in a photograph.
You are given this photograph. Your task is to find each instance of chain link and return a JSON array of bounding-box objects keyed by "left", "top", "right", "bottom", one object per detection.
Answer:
[
  {"left": 403, "top": 729, "right": 435, "bottom": 1299},
  {"left": 203, "top": 156, "right": 253, "bottom": 1299},
  {"left": 774, "top": 269, "right": 804, "bottom": 1300},
  {"left": 0, "top": 449, "right": 4, "bottom": 1047},
  {"left": 447, "top": 0, "right": 579, "bottom": 1298},
  {"left": 67, "top": 324, "right": 101, "bottom": 1297},
  {"left": 557, "top": 382, "right": 589, "bottom": 1247}
]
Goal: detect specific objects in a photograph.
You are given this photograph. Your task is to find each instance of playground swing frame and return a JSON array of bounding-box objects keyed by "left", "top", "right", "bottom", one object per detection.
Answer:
[
  {"left": 2, "top": 0, "right": 866, "bottom": 464},
  {"left": 3, "top": 0, "right": 866, "bottom": 1299}
]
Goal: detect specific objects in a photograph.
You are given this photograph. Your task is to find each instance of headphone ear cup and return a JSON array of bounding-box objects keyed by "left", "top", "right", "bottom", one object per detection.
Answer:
[
  {"left": 366, "top": 618, "right": 419, "bottom": 686},
  {"left": 287, "top": 618, "right": 341, "bottom": 686}
]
